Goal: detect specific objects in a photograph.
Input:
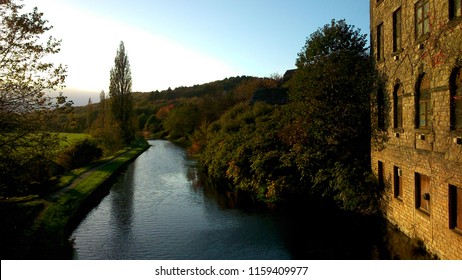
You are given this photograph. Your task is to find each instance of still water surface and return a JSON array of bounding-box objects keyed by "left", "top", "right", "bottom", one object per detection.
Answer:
[
  {"left": 72, "top": 140, "right": 289, "bottom": 259},
  {"left": 71, "top": 140, "right": 432, "bottom": 260}
]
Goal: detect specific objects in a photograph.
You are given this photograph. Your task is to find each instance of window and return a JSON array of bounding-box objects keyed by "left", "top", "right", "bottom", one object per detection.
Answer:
[
  {"left": 415, "top": 173, "right": 431, "bottom": 213},
  {"left": 416, "top": 74, "right": 431, "bottom": 129},
  {"left": 450, "top": 0, "right": 462, "bottom": 20},
  {"left": 449, "top": 185, "right": 462, "bottom": 233},
  {"left": 377, "top": 85, "right": 386, "bottom": 130},
  {"left": 450, "top": 67, "right": 462, "bottom": 130},
  {"left": 393, "top": 8, "right": 402, "bottom": 52},
  {"left": 377, "top": 23, "right": 384, "bottom": 61},
  {"left": 394, "top": 166, "right": 403, "bottom": 199},
  {"left": 415, "top": 0, "right": 430, "bottom": 39},
  {"left": 393, "top": 83, "right": 404, "bottom": 129},
  {"left": 378, "top": 161, "right": 385, "bottom": 191}
]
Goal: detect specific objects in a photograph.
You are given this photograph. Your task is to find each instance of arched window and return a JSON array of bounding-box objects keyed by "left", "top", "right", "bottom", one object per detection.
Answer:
[
  {"left": 393, "top": 83, "right": 404, "bottom": 129},
  {"left": 450, "top": 67, "right": 462, "bottom": 130},
  {"left": 416, "top": 74, "right": 431, "bottom": 129}
]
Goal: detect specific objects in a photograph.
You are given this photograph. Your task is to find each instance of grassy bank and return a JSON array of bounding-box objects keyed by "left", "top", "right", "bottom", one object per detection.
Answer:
[
  {"left": 58, "top": 133, "right": 90, "bottom": 148},
  {"left": 0, "top": 139, "right": 150, "bottom": 259}
]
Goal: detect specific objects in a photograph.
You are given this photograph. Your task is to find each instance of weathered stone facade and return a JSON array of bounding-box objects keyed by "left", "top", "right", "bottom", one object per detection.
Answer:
[{"left": 370, "top": 0, "right": 462, "bottom": 259}]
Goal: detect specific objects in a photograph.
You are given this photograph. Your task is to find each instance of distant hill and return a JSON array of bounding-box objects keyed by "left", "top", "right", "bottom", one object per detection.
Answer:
[
  {"left": 132, "top": 75, "right": 257, "bottom": 104},
  {"left": 57, "top": 75, "right": 273, "bottom": 133}
]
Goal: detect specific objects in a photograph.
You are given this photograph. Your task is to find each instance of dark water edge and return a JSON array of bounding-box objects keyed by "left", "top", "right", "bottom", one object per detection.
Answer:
[
  {"left": 192, "top": 174, "right": 436, "bottom": 260},
  {"left": 276, "top": 207, "right": 435, "bottom": 260}
]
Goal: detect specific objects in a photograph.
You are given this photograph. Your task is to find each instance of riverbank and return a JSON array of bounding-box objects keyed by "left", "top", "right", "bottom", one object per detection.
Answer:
[{"left": 0, "top": 139, "right": 150, "bottom": 259}]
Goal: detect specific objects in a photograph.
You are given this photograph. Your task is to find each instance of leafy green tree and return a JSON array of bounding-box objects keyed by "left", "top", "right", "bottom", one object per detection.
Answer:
[
  {"left": 200, "top": 103, "right": 294, "bottom": 203},
  {"left": 144, "top": 114, "right": 162, "bottom": 134},
  {"left": 163, "top": 102, "right": 201, "bottom": 139},
  {"left": 287, "top": 19, "right": 377, "bottom": 212},
  {"left": 109, "top": 41, "right": 134, "bottom": 144},
  {"left": 0, "top": 1, "right": 69, "bottom": 194},
  {"left": 198, "top": 20, "right": 379, "bottom": 213}
]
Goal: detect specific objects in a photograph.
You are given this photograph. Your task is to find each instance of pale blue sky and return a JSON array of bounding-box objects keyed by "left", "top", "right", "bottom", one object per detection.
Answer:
[{"left": 25, "top": 0, "right": 370, "bottom": 105}]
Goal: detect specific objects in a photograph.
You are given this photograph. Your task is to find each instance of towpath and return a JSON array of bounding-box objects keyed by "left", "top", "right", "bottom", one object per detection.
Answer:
[{"left": 46, "top": 148, "right": 135, "bottom": 201}]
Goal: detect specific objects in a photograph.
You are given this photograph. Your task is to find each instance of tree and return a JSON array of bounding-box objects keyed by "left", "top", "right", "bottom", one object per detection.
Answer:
[
  {"left": 98, "top": 90, "right": 107, "bottom": 129},
  {"left": 0, "top": 1, "right": 69, "bottom": 194},
  {"left": 163, "top": 102, "right": 201, "bottom": 139},
  {"left": 287, "top": 19, "right": 378, "bottom": 212},
  {"left": 109, "top": 41, "right": 134, "bottom": 144},
  {"left": 86, "top": 97, "right": 93, "bottom": 130}
]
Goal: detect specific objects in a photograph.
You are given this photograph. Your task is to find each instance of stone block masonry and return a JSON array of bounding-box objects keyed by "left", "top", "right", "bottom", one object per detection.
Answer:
[{"left": 370, "top": 0, "right": 462, "bottom": 259}]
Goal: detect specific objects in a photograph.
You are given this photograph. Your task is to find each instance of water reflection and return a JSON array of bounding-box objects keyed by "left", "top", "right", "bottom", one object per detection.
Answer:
[
  {"left": 72, "top": 140, "right": 433, "bottom": 260},
  {"left": 108, "top": 163, "right": 135, "bottom": 259}
]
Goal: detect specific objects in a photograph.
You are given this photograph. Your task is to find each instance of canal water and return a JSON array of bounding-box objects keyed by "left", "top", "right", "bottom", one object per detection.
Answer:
[{"left": 71, "top": 140, "right": 433, "bottom": 260}]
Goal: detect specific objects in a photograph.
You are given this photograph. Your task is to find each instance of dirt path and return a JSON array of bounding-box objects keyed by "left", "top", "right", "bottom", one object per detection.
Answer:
[{"left": 46, "top": 148, "right": 134, "bottom": 201}]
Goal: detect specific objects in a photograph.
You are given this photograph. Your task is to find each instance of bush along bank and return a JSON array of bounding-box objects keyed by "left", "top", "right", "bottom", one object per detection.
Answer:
[
  {"left": 193, "top": 21, "right": 380, "bottom": 214},
  {"left": 6, "top": 139, "right": 150, "bottom": 259}
]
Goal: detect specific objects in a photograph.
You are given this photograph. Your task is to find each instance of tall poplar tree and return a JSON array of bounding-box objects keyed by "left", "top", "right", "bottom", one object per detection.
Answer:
[{"left": 109, "top": 41, "right": 134, "bottom": 144}]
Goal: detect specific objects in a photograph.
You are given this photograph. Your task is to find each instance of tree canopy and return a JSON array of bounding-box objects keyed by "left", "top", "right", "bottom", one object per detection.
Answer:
[
  {"left": 0, "top": 1, "right": 69, "bottom": 194},
  {"left": 198, "top": 20, "right": 379, "bottom": 213},
  {"left": 286, "top": 19, "right": 377, "bottom": 210}
]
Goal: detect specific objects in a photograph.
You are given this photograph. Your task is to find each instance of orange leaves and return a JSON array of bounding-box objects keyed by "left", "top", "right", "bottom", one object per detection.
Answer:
[{"left": 155, "top": 104, "right": 174, "bottom": 120}]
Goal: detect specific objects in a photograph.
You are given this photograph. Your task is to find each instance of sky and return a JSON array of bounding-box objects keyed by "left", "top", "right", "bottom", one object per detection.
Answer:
[{"left": 24, "top": 0, "right": 370, "bottom": 105}]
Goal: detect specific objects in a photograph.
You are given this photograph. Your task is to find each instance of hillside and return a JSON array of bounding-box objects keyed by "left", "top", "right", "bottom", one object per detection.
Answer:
[{"left": 53, "top": 75, "right": 279, "bottom": 134}]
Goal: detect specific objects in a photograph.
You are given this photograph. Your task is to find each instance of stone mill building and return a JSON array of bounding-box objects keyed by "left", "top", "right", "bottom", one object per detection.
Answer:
[{"left": 370, "top": 0, "right": 462, "bottom": 259}]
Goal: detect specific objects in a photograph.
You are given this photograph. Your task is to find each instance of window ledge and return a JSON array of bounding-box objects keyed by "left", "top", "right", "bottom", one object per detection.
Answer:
[
  {"left": 450, "top": 129, "right": 462, "bottom": 136},
  {"left": 417, "top": 208, "right": 430, "bottom": 216},
  {"left": 451, "top": 227, "right": 462, "bottom": 236},
  {"left": 391, "top": 49, "right": 404, "bottom": 57},
  {"left": 415, "top": 34, "right": 430, "bottom": 45},
  {"left": 450, "top": 227, "right": 462, "bottom": 236},
  {"left": 448, "top": 17, "right": 462, "bottom": 28},
  {"left": 415, "top": 128, "right": 431, "bottom": 134}
]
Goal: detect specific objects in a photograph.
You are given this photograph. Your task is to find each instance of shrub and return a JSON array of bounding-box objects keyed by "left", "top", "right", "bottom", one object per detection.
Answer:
[{"left": 57, "top": 139, "right": 103, "bottom": 170}]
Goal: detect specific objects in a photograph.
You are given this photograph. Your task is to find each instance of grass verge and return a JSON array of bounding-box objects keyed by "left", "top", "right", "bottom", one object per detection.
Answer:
[{"left": 1, "top": 139, "right": 149, "bottom": 259}]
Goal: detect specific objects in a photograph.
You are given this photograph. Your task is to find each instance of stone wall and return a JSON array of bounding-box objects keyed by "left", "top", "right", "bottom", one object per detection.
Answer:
[{"left": 370, "top": 0, "right": 462, "bottom": 259}]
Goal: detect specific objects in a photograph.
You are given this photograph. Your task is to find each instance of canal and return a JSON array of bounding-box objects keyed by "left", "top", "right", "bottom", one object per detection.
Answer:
[{"left": 71, "top": 140, "right": 433, "bottom": 259}]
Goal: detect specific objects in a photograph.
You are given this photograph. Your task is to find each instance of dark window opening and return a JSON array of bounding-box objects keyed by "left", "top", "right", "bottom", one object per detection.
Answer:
[
  {"left": 377, "top": 23, "right": 384, "bottom": 61},
  {"left": 415, "top": 173, "right": 431, "bottom": 214},
  {"left": 378, "top": 86, "right": 386, "bottom": 130},
  {"left": 393, "top": 8, "right": 402, "bottom": 52},
  {"left": 394, "top": 84, "right": 404, "bottom": 129},
  {"left": 378, "top": 161, "right": 385, "bottom": 192},
  {"left": 450, "top": 0, "right": 462, "bottom": 20},
  {"left": 449, "top": 185, "right": 462, "bottom": 233},
  {"left": 394, "top": 166, "right": 403, "bottom": 199},
  {"left": 450, "top": 67, "right": 462, "bottom": 130}
]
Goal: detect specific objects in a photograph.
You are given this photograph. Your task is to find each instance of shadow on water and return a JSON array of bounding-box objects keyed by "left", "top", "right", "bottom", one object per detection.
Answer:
[
  {"left": 191, "top": 167, "right": 435, "bottom": 260},
  {"left": 277, "top": 208, "right": 435, "bottom": 260}
]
